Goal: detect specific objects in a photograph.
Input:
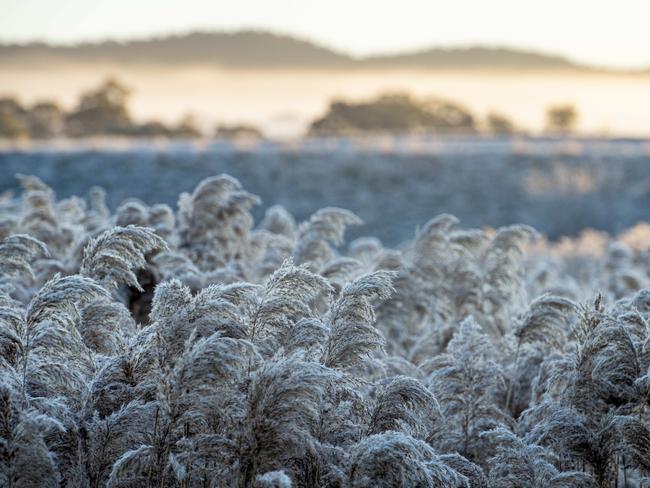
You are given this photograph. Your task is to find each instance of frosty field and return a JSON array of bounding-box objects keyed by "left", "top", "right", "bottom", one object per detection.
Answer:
[
  {"left": 2, "top": 137, "right": 650, "bottom": 487},
  {"left": 2, "top": 137, "right": 650, "bottom": 245}
]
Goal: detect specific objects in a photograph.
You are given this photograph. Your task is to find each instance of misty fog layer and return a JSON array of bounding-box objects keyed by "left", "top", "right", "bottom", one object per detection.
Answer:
[{"left": 1, "top": 63, "right": 649, "bottom": 137}]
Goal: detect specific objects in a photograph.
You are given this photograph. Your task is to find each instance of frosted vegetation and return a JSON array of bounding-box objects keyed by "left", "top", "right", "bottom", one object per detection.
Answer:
[
  {"left": 1, "top": 172, "right": 650, "bottom": 487},
  {"left": 3, "top": 142, "right": 650, "bottom": 245}
]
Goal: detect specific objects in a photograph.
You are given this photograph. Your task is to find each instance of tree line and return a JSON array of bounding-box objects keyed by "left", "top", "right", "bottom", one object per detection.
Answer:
[
  {"left": 0, "top": 79, "right": 262, "bottom": 141},
  {"left": 0, "top": 79, "right": 578, "bottom": 140},
  {"left": 310, "top": 92, "right": 578, "bottom": 136}
]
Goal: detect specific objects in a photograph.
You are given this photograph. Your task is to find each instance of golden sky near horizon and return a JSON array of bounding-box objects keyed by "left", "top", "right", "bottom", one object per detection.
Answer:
[{"left": 2, "top": 0, "right": 650, "bottom": 69}]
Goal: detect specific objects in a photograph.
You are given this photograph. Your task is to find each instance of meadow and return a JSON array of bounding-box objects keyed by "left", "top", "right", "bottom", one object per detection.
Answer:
[
  {"left": 2, "top": 137, "right": 650, "bottom": 244},
  {"left": 1, "top": 138, "right": 650, "bottom": 487}
]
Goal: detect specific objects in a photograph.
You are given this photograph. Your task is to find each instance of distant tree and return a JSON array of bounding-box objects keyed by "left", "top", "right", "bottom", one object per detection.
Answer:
[
  {"left": 123, "top": 121, "right": 172, "bottom": 138},
  {"left": 120, "top": 119, "right": 205, "bottom": 139},
  {"left": 215, "top": 123, "right": 264, "bottom": 140},
  {"left": 545, "top": 104, "right": 578, "bottom": 134},
  {"left": 0, "top": 97, "right": 29, "bottom": 139},
  {"left": 65, "top": 78, "right": 133, "bottom": 137},
  {"left": 172, "top": 114, "right": 202, "bottom": 138},
  {"left": 422, "top": 97, "right": 476, "bottom": 133},
  {"left": 0, "top": 97, "right": 26, "bottom": 116},
  {"left": 309, "top": 92, "right": 476, "bottom": 136},
  {"left": 485, "top": 111, "right": 516, "bottom": 135},
  {"left": 26, "top": 101, "right": 64, "bottom": 139}
]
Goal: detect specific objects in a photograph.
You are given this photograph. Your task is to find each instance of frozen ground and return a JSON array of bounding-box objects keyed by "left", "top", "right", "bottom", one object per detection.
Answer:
[{"left": 2, "top": 136, "right": 650, "bottom": 245}]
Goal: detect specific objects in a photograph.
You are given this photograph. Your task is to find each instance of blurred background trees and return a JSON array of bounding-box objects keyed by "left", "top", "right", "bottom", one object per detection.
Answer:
[
  {"left": 0, "top": 78, "right": 206, "bottom": 140},
  {"left": 65, "top": 78, "right": 132, "bottom": 137},
  {"left": 309, "top": 93, "right": 477, "bottom": 136},
  {"left": 27, "top": 101, "right": 65, "bottom": 138},
  {"left": 0, "top": 97, "right": 64, "bottom": 139},
  {"left": 0, "top": 80, "right": 584, "bottom": 140},
  {"left": 545, "top": 103, "right": 578, "bottom": 134},
  {"left": 485, "top": 111, "right": 517, "bottom": 135},
  {"left": 0, "top": 98, "right": 29, "bottom": 139},
  {"left": 173, "top": 114, "right": 202, "bottom": 139},
  {"left": 214, "top": 123, "right": 264, "bottom": 141}
]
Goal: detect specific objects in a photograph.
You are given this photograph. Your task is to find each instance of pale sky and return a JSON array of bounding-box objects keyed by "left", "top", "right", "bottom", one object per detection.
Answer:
[{"left": 1, "top": 0, "right": 649, "bottom": 69}]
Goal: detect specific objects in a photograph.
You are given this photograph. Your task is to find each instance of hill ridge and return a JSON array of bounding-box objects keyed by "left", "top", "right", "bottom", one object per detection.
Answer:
[{"left": 3, "top": 30, "right": 644, "bottom": 73}]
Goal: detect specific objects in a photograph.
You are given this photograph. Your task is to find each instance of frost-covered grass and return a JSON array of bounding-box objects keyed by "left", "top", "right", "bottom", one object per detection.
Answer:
[
  {"left": 1, "top": 163, "right": 650, "bottom": 487},
  {"left": 2, "top": 139, "right": 650, "bottom": 245}
]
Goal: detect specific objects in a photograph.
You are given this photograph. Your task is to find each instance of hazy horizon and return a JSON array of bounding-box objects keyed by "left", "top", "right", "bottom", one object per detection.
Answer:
[
  {"left": 2, "top": 4, "right": 650, "bottom": 138},
  {"left": 1, "top": 28, "right": 646, "bottom": 74},
  {"left": 2, "top": 0, "right": 650, "bottom": 70}
]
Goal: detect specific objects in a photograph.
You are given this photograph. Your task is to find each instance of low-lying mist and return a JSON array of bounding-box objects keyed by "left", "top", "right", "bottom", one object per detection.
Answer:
[{"left": 1, "top": 62, "right": 649, "bottom": 138}]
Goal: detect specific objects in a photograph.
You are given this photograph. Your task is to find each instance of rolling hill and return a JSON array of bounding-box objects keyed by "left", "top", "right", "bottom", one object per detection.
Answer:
[{"left": 0, "top": 30, "right": 631, "bottom": 72}]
